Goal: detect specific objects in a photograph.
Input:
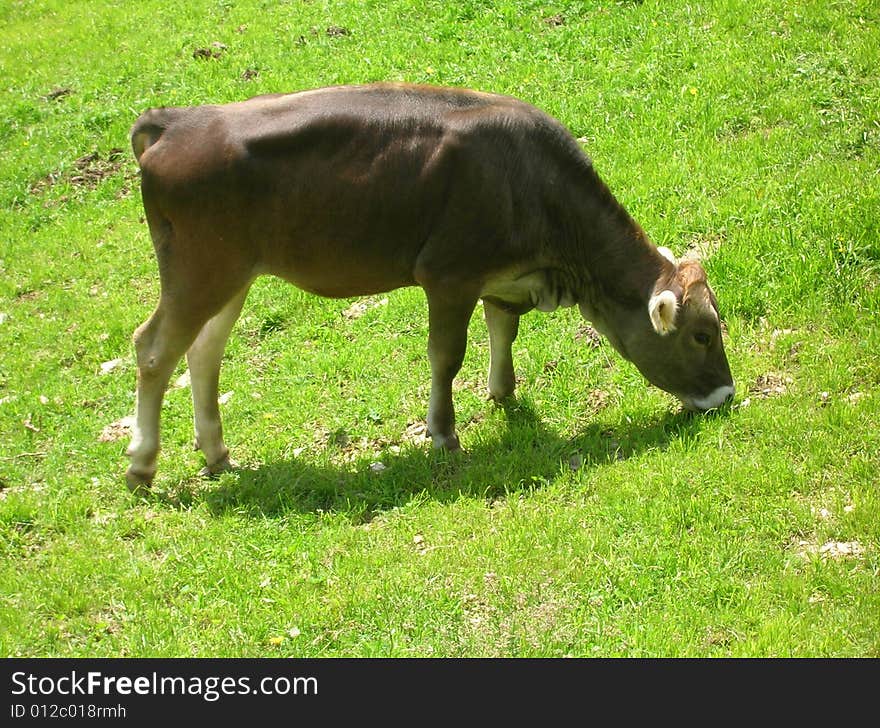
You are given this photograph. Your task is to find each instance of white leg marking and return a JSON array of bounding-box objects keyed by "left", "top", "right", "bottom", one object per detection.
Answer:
[
  {"left": 127, "top": 309, "right": 191, "bottom": 487},
  {"left": 487, "top": 330, "right": 515, "bottom": 399},
  {"left": 483, "top": 303, "right": 518, "bottom": 400},
  {"left": 127, "top": 391, "right": 159, "bottom": 474},
  {"left": 187, "top": 288, "right": 249, "bottom": 468}
]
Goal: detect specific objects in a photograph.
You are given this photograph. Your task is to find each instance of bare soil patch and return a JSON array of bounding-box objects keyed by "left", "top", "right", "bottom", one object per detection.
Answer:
[
  {"left": 29, "top": 149, "right": 129, "bottom": 197},
  {"left": 193, "top": 42, "right": 227, "bottom": 60},
  {"left": 749, "top": 372, "right": 792, "bottom": 398}
]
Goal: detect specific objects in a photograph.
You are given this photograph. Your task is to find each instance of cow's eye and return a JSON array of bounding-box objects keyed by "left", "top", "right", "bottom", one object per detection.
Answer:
[{"left": 693, "top": 332, "right": 711, "bottom": 347}]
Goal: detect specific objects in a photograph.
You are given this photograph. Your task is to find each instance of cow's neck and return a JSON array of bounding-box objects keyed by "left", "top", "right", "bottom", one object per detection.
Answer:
[{"left": 560, "top": 167, "right": 668, "bottom": 336}]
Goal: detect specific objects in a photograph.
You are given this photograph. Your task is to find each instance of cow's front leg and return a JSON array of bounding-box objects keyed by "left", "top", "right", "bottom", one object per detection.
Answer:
[
  {"left": 483, "top": 300, "right": 520, "bottom": 401},
  {"left": 186, "top": 285, "right": 250, "bottom": 476},
  {"left": 424, "top": 287, "right": 479, "bottom": 451}
]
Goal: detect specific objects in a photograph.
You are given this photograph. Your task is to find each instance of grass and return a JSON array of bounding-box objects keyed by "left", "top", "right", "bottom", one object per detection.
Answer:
[{"left": 0, "top": 0, "right": 878, "bottom": 657}]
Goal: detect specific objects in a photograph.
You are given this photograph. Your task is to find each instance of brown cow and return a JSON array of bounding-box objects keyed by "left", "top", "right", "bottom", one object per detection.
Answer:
[{"left": 126, "top": 83, "right": 734, "bottom": 491}]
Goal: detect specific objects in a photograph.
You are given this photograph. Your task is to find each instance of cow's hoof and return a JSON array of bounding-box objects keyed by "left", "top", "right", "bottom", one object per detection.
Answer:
[
  {"left": 199, "top": 455, "right": 238, "bottom": 478},
  {"left": 487, "top": 382, "right": 516, "bottom": 402},
  {"left": 125, "top": 467, "right": 153, "bottom": 495},
  {"left": 487, "top": 390, "right": 515, "bottom": 404},
  {"left": 431, "top": 433, "right": 462, "bottom": 452}
]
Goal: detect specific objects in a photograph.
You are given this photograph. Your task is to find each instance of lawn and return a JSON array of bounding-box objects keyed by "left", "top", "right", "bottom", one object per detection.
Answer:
[{"left": 0, "top": 0, "right": 878, "bottom": 656}]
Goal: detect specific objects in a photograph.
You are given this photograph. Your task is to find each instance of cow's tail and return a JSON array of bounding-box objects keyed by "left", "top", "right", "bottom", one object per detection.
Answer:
[{"left": 130, "top": 107, "right": 177, "bottom": 165}]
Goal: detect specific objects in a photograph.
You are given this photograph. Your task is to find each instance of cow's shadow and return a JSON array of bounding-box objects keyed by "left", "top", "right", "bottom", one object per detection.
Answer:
[{"left": 167, "top": 397, "right": 714, "bottom": 521}]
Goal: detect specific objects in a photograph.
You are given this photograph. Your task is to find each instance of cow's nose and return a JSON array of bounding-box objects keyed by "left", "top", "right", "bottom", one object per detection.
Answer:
[{"left": 686, "top": 384, "right": 736, "bottom": 411}]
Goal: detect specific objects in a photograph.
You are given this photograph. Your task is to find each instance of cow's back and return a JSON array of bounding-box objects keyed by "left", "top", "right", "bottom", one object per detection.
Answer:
[{"left": 132, "top": 85, "right": 585, "bottom": 297}]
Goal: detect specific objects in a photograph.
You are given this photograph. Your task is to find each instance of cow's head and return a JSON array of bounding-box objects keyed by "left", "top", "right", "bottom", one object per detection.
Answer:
[{"left": 587, "top": 248, "right": 735, "bottom": 411}]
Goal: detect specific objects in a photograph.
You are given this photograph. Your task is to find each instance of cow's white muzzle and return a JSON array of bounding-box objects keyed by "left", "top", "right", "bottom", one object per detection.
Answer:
[{"left": 683, "top": 384, "right": 735, "bottom": 412}]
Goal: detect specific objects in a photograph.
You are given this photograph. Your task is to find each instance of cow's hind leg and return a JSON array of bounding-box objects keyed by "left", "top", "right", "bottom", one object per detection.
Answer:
[
  {"left": 126, "top": 209, "right": 254, "bottom": 492},
  {"left": 186, "top": 285, "right": 250, "bottom": 476},
  {"left": 423, "top": 285, "right": 479, "bottom": 451},
  {"left": 126, "top": 303, "right": 205, "bottom": 492},
  {"left": 483, "top": 300, "right": 520, "bottom": 401}
]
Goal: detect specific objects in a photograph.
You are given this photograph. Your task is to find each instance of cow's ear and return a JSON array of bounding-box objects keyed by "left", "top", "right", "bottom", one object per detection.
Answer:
[
  {"left": 649, "top": 290, "right": 679, "bottom": 335},
  {"left": 657, "top": 246, "right": 677, "bottom": 264}
]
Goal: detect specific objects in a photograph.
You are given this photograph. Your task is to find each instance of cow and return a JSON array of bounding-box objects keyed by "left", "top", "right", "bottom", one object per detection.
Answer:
[{"left": 125, "top": 83, "right": 734, "bottom": 491}]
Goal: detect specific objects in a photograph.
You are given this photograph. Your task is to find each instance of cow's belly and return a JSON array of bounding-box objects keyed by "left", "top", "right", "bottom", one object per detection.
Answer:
[
  {"left": 273, "top": 265, "right": 415, "bottom": 299},
  {"left": 261, "top": 233, "right": 420, "bottom": 299}
]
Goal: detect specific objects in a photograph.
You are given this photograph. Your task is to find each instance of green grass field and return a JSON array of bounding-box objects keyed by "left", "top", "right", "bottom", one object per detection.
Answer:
[{"left": 1, "top": 0, "right": 878, "bottom": 656}]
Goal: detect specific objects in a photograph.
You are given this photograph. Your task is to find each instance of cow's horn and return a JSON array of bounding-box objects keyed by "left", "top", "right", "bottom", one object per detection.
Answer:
[{"left": 657, "top": 246, "right": 677, "bottom": 264}]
